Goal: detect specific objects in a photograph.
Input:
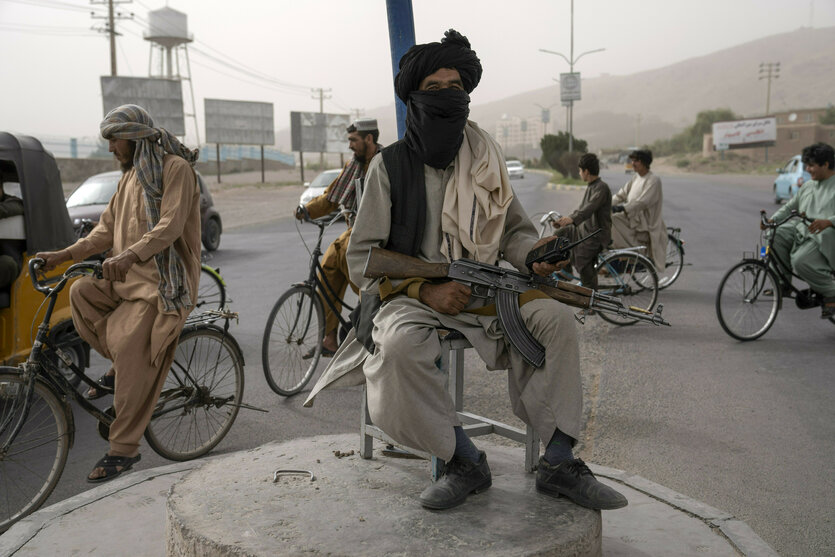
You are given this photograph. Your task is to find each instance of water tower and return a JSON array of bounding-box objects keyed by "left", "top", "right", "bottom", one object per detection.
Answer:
[{"left": 143, "top": 6, "right": 199, "bottom": 142}]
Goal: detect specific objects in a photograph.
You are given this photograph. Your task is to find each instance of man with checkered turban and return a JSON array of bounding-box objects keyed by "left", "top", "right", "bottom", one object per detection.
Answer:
[{"left": 37, "top": 104, "right": 202, "bottom": 483}]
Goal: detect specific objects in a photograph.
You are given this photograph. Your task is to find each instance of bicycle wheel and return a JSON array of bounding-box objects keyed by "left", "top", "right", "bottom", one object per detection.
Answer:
[
  {"left": 596, "top": 251, "right": 659, "bottom": 326},
  {"left": 716, "top": 260, "right": 780, "bottom": 341},
  {"left": 144, "top": 326, "right": 243, "bottom": 461},
  {"left": 658, "top": 233, "right": 685, "bottom": 290},
  {"left": 0, "top": 370, "right": 70, "bottom": 533},
  {"left": 195, "top": 265, "right": 226, "bottom": 311},
  {"left": 262, "top": 285, "right": 324, "bottom": 396}
]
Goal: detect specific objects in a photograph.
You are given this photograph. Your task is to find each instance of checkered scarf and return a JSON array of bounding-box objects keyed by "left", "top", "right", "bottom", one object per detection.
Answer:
[
  {"left": 100, "top": 104, "right": 199, "bottom": 311},
  {"left": 325, "top": 144, "right": 381, "bottom": 209}
]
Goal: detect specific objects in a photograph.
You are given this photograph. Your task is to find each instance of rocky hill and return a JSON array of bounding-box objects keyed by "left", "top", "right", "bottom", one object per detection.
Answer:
[{"left": 277, "top": 26, "right": 835, "bottom": 153}]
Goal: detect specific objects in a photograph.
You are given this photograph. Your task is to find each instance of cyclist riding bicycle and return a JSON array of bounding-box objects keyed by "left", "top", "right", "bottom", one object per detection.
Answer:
[
  {"left": 36, "top": 104, "right": 202, "bottom": 483},
  {"left": 762, "top": 142, "right": 835, "bottom": 319},
  {"left": 610, "top": 149, "right": 666, "bottom": 273},
  {"left": 550, "top": 153, "right": 611, "bottom": 291},
  {"left": 294, "top": 118, "right": 382, "bottom": 357}
]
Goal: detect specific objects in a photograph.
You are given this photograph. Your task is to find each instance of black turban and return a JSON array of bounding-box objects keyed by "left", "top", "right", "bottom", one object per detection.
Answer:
[{"left": 394, "top": 29, "right": 482, "bottom": 102}]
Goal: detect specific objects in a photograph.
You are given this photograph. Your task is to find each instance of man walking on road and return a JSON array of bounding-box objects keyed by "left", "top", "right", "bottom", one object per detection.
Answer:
[{"left": 36, "top": 104, "right": 201, "bottom": 483}]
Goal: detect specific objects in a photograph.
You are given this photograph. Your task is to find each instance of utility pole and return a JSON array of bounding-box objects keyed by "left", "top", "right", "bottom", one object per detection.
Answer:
[
  {"left": 91, "top": 0, "right": 133, "bottom": 76},
  {"left": 539, "top": 0, "right": 605, "bottom": 153},
  {"left": 311, "top": 87, "right": 332, "bottom": 168},
  {"left": 350, "top": 108, "right": 364, "bottom": 121},
  {"left": 759, "top": 62, "right": 780, "bottom": 163}
]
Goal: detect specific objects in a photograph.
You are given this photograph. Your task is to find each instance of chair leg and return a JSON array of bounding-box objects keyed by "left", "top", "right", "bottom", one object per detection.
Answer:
[
  {"left": 525, "top": 424, "right": 539, "bottom": 472},
  {"left": 360, "top": 385, "right": 373, "bottom": 459}
]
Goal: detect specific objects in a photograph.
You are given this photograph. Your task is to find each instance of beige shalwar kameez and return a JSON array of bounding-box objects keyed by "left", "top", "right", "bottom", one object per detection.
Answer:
[
  {"left": 67, "top": 155, "right": 201, "bottom": 456},
  {"left": 305, "top": 149, "right": 583, "bottom": 462},
  {"left": 610, "top": 171, "right": 666, "bottom": 270}
]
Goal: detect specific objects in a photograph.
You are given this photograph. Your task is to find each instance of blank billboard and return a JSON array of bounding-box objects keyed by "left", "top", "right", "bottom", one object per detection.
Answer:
[
  {"left": 100, "top": 76, "right": 185, "bottom": 135},
  {"left": 290, "top": 112, "right": 350, "bottom": 153},
  {"left": 204, "top": 99, "right": 275, "bottom": 145}
]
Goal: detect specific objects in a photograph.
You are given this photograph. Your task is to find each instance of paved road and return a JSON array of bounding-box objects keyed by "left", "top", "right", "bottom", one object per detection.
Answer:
[{"left": 40, "top": 170, "right": 832, "bottom": 557}]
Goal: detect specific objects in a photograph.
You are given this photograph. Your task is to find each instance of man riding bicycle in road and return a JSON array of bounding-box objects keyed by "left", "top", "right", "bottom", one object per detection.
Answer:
[
  {"left": 294, "top": 118, "right": 382, "bottom": 356},
  {"left": 763, "top": 142, "right": 835, "bottom": 319}
]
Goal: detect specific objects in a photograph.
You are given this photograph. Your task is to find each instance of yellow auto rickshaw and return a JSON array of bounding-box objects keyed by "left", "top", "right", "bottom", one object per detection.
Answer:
[{"left": 0, "top": 132, "right": 89, "bottom": 378}]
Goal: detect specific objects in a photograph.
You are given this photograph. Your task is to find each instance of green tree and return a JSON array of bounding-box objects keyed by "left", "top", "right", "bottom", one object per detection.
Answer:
[
  {"left": 539, "top": 132, "right": 588, "bottom": 178},
  {"left": 820, "top": 106, "right": 835, "bottom": 125},
  {"left": 651, "top": 108, "right": 739, "bottom": 156}
]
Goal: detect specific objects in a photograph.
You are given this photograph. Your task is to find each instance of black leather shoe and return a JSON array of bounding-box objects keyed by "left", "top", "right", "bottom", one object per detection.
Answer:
[
  {"left": 536, "top": 457, "right": 628, "bottom": 510},
  {"left": 419, "top": 451, "right": 492, "bottom": 510}
]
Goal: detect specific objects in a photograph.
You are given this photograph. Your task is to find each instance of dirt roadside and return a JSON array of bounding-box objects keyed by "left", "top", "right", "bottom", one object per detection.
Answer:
[{"left": 201, "top": 168, "right": 305, "bottom": 230}]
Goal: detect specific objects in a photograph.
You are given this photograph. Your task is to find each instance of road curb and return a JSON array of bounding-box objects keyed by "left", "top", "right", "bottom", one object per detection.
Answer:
[
  {"left": 590, "top": 463, "right": 779, "bottom": 557},
  {"left": 0, "top": 460, "right": 201, "bottom": 555},
  {"left": 3, "top": 457, "right": 777, "bottom": 557}
]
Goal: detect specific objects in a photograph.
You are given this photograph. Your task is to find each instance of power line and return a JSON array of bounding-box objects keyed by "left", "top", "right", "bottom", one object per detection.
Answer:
[{"left": 4, "top": 0, "right": 105, "bottom": 13}]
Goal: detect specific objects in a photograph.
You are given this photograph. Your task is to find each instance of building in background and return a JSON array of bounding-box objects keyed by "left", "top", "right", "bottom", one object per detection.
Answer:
[{"left": 493, "top": 115, "right": 546, "bottom": 161}]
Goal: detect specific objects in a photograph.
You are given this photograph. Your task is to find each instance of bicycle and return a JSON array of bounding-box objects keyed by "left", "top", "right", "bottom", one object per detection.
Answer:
[
  {"left": 537, "top": 211, "right": 659, "bottom": 325},
  {"left": 76, "top": 219, "right": 227, "bottom": 311},
  {"left": 262, "top": 209, "right": 354, "bottom": 396},
  {"left": 0, "top": 258, "right": 246, "bottom": 533},
  {"left": 715, "top": 210, "right": 835, "bottom": 341}
]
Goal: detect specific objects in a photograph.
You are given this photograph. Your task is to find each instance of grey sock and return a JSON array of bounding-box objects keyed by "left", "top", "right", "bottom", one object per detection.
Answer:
[{"left": 544, "top": 428, "right": 575, "bottom": 465}]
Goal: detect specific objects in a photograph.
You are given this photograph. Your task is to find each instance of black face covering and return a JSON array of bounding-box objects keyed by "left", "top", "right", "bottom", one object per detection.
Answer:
[{"left": 404, "top": 89, "right": 470, "bottom": 169}]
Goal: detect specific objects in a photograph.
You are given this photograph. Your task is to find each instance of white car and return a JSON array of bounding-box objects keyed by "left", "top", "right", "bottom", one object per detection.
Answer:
[
  {"left": 299, "top": 168, "right": 342, "bottom": 206},
  {"left": 505, "top": 160, "right": 524, "bottom": 179}
]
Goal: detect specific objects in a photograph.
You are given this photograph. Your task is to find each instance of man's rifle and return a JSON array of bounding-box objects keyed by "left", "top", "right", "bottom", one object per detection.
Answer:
[{"left": 364, "top": 247, "right": 670, "bottom": 368}]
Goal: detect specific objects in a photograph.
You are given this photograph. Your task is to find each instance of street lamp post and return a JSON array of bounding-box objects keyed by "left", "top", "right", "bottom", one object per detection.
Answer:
[{"left": 539, "top": 0, "right": 604, "bottom": 153}]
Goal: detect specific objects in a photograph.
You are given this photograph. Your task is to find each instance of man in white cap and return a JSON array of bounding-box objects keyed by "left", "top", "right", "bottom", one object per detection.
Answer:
[
  {"left": 37, "top": 104, "right": 201, "bottom": 483},
  {"left": 294, "top": 118, "right": 382, "bottom": 355}
]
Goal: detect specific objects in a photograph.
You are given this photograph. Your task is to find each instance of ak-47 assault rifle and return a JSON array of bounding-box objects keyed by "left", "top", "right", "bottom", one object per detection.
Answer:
[{"left": 363, "top": 247, "right": 670, "bottom": 368}]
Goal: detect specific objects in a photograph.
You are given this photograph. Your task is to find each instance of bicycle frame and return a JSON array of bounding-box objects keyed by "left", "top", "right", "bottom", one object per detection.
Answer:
[
  {"left": 757, "top": 210, "right": 824, "bottom": 305},
  {"left": 1, "top": 261, "right": 113, "bottom": 457},
  {"left": 296, "top": 211, "right": 355, "bottom": 333}
]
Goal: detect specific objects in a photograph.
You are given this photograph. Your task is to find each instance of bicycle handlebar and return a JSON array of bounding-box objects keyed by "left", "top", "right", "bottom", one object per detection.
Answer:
[
  {"left": 760, "top": 209, "right": 814, "bottom": 229},
  {"left": 296, "top": 205, "right": 353, "bottom": 228},
  {"left": 29, "top": 258, "right": 103, "bottom": 295}
]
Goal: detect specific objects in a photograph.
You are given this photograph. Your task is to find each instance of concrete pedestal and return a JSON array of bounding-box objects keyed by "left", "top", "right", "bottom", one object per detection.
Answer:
[{"left": 166, "top": 434, "right": 602, "bottom": 556}]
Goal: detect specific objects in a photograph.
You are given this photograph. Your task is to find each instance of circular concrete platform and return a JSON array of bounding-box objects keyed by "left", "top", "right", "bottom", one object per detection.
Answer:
[{"left": 166, "top": 434, "right": 602, "bottom": 556}]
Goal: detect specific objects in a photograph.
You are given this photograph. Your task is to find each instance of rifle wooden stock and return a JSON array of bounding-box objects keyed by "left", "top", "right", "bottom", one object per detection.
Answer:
[{"left": 364, "top": 247, "right": 450, "bottom": 280}]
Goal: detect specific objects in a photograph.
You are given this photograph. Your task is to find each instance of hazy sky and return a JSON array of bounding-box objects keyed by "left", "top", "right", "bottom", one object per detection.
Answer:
[{"left": 2, "top": 0, "right": 834, "bottom": 149}]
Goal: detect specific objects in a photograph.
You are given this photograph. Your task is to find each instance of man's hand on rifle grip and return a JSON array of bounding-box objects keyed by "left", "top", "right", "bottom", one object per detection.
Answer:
[
  {"left": 419, "top": 281, "right": 472, "bottom": 315},
  {"left": 530, "top": 236, "right": 571, "bottom": 277}
]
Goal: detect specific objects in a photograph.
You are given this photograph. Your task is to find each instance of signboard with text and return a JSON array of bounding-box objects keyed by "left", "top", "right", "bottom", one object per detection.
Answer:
[
  {"left": 100, "top": 76, "right": 184, "bottom": 135},
  {"left": 712, "top": 117, "right": 777, "bottom": 150},
  {"left": 205, "top": 99, "right": 274, "bottom": 145},
  {"left": 560, "top": 72, "right": 581, "bottom": 102},
  {"left": 290, "top": 111, "right": 350, "bottom": 152}
]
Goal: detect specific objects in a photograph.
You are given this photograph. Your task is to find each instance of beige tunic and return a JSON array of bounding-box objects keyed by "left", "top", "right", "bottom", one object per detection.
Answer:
[
  {"left": 68, "top": 155, "right": 201, "bottom": 364},
  {"left": 305, "top": 151, "right": 583, "bottom": 461},
  {"left": 610, "top": 171, "right": 666, "bottom": 270}
]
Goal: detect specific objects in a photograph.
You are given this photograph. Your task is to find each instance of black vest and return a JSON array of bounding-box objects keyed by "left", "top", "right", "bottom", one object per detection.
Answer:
[{"left": 381, "top": 140, "right": 426, "bottom": 257}]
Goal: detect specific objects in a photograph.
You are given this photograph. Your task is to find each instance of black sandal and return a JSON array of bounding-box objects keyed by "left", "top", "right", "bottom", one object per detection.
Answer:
[
  {"left": 86, "top": 453, "right": 141, "bottom": 483},
  {"left": 86, "top": 372, "right": 115, "bottom": 400}
]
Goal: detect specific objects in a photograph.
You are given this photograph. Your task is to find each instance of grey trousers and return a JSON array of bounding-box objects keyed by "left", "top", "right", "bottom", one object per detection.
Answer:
[{"left": 364, "top": 296, "right": 583, "bottom": 461}]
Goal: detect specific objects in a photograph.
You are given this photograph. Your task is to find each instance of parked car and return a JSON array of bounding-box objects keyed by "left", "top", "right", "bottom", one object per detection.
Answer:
[
  {"left": 66, "top": 169, "right": 223, "bottom": 251},
  {"left": 299, "top": 168, "right": 342, "bottom": 206},
  {"left": 773, "top": 155, "right": 810, "bottom": 204},
  {"left": 505, "top": 160, "right": 525, "bottom": 179}
]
